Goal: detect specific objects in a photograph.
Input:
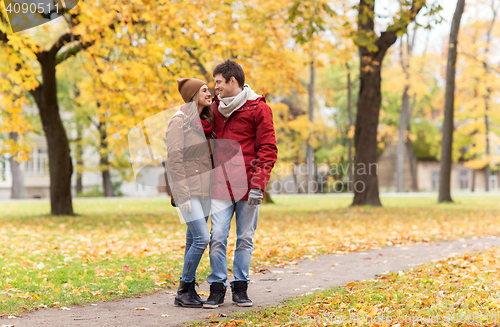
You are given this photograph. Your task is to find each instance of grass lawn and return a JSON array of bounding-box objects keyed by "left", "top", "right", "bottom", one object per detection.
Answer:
[
  {"left": 1, "top": 195, "right": 499, "bottom": 315},
  {"left": 194, "top": 245, "right": 500, "bottom": 327}
]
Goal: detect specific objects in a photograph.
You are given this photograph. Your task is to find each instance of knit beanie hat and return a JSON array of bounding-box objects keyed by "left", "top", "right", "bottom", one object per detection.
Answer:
[{"left": 177, "top": 78, "right": 207, "bottom": 103}]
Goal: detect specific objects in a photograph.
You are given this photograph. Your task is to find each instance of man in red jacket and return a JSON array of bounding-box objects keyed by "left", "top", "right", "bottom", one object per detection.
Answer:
[{"left": 203, "top": 60, "right": 278, "bottom": 309}]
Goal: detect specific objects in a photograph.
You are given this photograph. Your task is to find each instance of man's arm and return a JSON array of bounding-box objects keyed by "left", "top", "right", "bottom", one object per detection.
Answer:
[{"left": 249, "top": 102, "right": 278, "bottom": 191}]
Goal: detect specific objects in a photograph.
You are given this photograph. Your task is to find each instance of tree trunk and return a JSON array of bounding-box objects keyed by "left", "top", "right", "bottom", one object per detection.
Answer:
[
  {"left": 307, "top": 60, "right": 315, "bottom": 194},
  {"left": 102, "top": 169, "right": 113, "bottom": 197},
  {"left": 407, "top": 95, "right": 418, "bottom": 191},
  {"left": 484, "top": 160, "right": 490, "bottom": 191},
  {"left": 98, "top": 117, "right": 114, "bottom": 197},
  {"left": 352, "top": 59, "right": 383, "bottom": 206},
  {"left": 353, "top": 2, "right": 382, "bottom": 207},
  {"left": 406, "top": 134, "right": 418, "bottom": 191},
  {"left": 471, "top": 169, "right": 476, "bottom": 192},
  {"left": 484, "top": 110, "right": 491, "bottom": 192},
  {"left": 482, "top": 2, "right": 497, "bottom": 192},
  {"left": 471, "top": 84, "right": 479, "bottom": 193},
  {"left": 263, "top": 183, "right": 274, "bottom": 204},
  {"left": 293, "top": 161, "right": 302, "bottom": 193},
  {"left": 396, "top": 33, "right": 415, "bottom": 192},
  {"left": 438, "top": 0, "right": 465, "bottom": 203},
  {"left": 30, "top": 51, "right": 74, "bottom": 215},
  {"left": 76, "top": 120, "right": 83, "bottom": 194},
  {"left": 352, "top": 0, "right": 422, "bottom": 206},
  {"left": 346, "top": 62, "right": 354, "bottom": 187},
  {"left": 397, "top": 84, "right": 410, "bottom": 192},
  {"left": 9, "top": 132, "right": 25, "bottom": 199}
]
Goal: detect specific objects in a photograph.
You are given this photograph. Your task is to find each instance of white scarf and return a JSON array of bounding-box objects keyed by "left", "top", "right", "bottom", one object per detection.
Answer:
[{"left": 218, "top": 84, "right": 261, "bottom": 118}]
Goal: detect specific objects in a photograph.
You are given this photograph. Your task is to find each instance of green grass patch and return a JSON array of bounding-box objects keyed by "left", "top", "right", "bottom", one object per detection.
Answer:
[{"left": 1, "top": 195, "right": 499, "bottom": 315}]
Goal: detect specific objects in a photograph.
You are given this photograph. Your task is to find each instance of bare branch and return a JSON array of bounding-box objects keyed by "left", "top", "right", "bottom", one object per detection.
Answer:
[
  {"left": 53, "top": 16, "right": 116, "bottom": 66},
  {"left": 50, "top": 33, "right": 79, "bottom": 57},
  {"left": 55, "top": 39, "right": 95, "bottom": 66},
  {"left": 459, "top": 51, "right": 500, "bottom": 74},
  {"left": 0, "top": 10, "right": 8, "bottom": 42},
  {"left": 376, "top": 0, "right": 424, "bottom": 53},
  {"left": 409, "top": 25, "right": 417, "bottom": 55},
  {"left": 184, "top": 47, "right": 211, "bottom": 82},
  {"left": 0, "top": 29, "right": 7, "bottom": 43}
]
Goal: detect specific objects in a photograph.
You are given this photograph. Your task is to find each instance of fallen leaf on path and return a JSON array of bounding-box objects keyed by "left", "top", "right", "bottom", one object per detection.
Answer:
[
  {"left": 61, "top": 307, "right": 71, "bottom": 310},
  {"left": 135, "top": 307, "right": 150, "bottom": 310},
  {"left": 253, "top": 267, "right": 271, "bottom": 274},
  {"left": 214, "top": 319, "right": 246, "bottom": 326},
  {"left": 160, "top": 314, "right": 169, "bottom": 317},
  {"left": 345, "top": 282, "right": 356, "bottom": 288}
]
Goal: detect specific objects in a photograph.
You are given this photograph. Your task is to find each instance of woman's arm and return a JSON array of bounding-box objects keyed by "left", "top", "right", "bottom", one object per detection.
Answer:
[{"left": 166, "top": 117, "right": 190, "bottom": 205}]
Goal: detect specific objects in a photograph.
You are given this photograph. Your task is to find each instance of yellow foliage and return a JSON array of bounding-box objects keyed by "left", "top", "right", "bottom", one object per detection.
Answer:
[
  {"left": 67, "top": 0, "right": 305, "bottom": 162},
  {"left": 347, "top": 125, "right": 355, "bottom": 139},
  {"left": 0, "top": 32, "right": 36, "bottom": 159}
]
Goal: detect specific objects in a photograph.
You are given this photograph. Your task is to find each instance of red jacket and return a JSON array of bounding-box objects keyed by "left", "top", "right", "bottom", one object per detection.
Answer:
[{"left": 211, "top": 95, "right": 278, "bottom": 200}]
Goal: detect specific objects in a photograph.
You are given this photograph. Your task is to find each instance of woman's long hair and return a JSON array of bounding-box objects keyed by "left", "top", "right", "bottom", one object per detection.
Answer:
[{"left": 182, "top": 90, "right": 216, "bottom": 139}]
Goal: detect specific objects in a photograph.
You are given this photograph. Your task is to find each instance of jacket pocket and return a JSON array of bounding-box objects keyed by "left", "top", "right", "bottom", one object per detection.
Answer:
[
  {"left": 226, "top": 158, "right": 248, "bottom": 188},
  {"left": 184, "top": 160, "right": 201, "bottom": 192}
]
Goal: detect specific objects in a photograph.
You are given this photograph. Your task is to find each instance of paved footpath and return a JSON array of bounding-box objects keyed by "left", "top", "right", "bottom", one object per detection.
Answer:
[{"left": 2, "top": 236, "right": 499, "bottom": 327}]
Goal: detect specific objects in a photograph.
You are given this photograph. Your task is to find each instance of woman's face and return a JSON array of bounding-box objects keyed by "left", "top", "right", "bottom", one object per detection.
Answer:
[{"left": 197, "top": 85, "right": 212, "bottom": 108}]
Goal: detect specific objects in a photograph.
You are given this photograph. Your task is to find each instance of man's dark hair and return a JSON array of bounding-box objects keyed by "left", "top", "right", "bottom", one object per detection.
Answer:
[{"left": 213, "top": 60, "right": 245, "bottom": 88}]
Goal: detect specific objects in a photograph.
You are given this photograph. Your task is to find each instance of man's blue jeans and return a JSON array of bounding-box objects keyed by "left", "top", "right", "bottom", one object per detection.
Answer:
[
  {"left": 179, "top": 196, "right": 211, "bottom": 283},
  {"left": 207, "top": 199, "right": 259, "bottom": 286}
]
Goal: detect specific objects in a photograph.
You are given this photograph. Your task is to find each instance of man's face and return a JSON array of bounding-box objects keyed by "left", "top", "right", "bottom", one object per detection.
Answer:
[{"left": 214, "top": 74, "right": 238, "bottom": 98}]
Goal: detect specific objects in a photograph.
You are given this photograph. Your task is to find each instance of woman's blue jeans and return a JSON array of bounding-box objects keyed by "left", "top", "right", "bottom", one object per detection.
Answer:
[{"left": 179, "top": 196, "right": 211, "bottom": 283}]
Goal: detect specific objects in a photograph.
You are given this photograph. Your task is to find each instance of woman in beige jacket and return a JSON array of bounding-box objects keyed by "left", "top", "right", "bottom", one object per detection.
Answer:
[{"left": 166, "top": 78, "right": 215, "bottom": 308}]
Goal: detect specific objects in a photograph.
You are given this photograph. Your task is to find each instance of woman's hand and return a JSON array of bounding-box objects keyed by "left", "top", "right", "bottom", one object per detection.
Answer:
[{"left": 180, "top": 200, "right": 192, "bottom": 213}]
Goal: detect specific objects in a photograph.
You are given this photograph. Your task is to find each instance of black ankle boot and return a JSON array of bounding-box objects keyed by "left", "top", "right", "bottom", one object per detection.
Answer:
[
  {"left": 203, "top": 282, "right": 226, "bottom": 309},
  {"left": 174, "top": 281, "right": 203, "bottom": 308},
  {"left": 192, "top": 282, "right": 205, "bottom": 304},
  {"left": 231, "top": 281, "right": 252, "bottom": 307}
]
